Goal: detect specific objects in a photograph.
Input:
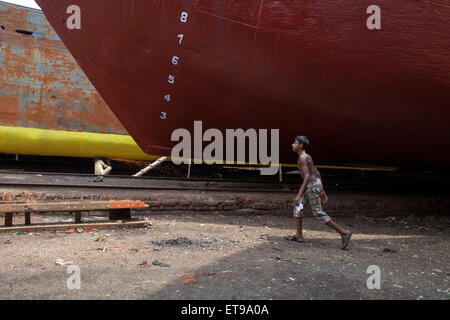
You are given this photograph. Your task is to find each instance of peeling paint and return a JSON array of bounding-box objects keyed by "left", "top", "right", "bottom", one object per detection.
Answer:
[{"left": 0, "top": 41, "right": 6, "bottom": 68}]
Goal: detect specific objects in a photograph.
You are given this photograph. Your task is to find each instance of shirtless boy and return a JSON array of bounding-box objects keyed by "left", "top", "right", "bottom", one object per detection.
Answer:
[{"left": 285, "top": 136, "right": 352, "bottom": 250}]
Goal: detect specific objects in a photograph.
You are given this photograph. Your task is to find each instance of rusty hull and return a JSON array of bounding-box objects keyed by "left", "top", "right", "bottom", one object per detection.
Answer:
[{"left": 0, "top": 1, "right": 127, "bottom": 135}]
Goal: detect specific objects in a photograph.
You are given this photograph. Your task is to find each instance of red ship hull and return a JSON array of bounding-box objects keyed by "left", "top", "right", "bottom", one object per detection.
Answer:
[{"left": 35, "top": 0, "right": 450, "bottom": 169}]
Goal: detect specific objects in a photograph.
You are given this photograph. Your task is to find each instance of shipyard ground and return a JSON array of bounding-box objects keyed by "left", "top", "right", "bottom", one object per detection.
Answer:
[{"left": 0, "top": 212, "right": 448, "bottom": 300}]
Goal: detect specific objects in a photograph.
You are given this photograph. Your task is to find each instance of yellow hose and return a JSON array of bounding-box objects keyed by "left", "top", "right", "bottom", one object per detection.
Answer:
[{"left": 0, "top": 125, "right": 159, "bottom": 161}]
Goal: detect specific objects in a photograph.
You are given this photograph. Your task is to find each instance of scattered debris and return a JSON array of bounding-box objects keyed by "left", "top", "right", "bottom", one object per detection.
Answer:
[
  {"left": 259, "top": 234, "right": 269, "bottom": 240},
  {"left": 152, "top": 237, "right": 192, "bottom": 247},
  {"left": 274, "top": 256, "right": 305, "bottom": 264},
  {"left": 436, "top": 288, "right": 450, "bottom": 295},
  {"left": 95, "top": 235, "right": 107, "bottom": 242},
  {"left": 152, "top": 260, "right": 170, "bottom": 268},
  {"left": 182, "top": 278, "right": 198, "bottom": 285},
  {"left": 98, "top": 246, "right": 122, "bottom": 252},
  {"left": 143, "top": 218, "right": 152, "bottom": 229},
  {"left": 138, "top": 261, "right": 151, "bottom": 267},
  {"left": 17, "top": 232, "right": 24, "bottom": 236},
  {"left": 383, "top": 248, "right": 397, "bottom": 253},
  {"left": 177, "top": 273, "right": 196, "bottom": 280},
  {"left": 160, "top": 281, "right": 176, "bottom": 286},
  {"left": 131, "top": 280, "right": 157, "bottom": 285},
  {"left": 393, "top": 284, "right": 404, "bottom": 288},
  {"left": 151, "top": 237, "right": 220, "bottom": 249},
  {"left": 288, "top": 277, "right": 296, "bottom": 282}
]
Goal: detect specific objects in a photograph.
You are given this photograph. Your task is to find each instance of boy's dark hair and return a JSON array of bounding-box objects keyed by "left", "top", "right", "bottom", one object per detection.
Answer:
[{"left": 295, "top": 136, "right": 309, "bottom": 149}]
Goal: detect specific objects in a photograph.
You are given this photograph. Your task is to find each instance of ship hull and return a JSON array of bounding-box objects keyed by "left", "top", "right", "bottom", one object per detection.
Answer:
[{"left": 35, "top": 0, "right": 450, "bottom": 169}]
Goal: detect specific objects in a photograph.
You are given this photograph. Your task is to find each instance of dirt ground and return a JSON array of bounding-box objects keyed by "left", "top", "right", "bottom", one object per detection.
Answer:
[{"left": 0, "top": 212, "right": 448, "bottom": 300}]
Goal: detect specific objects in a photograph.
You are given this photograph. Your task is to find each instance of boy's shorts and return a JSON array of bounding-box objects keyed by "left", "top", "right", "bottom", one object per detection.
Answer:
[{"left": 293, "top": 178, "right": 332, "bottom": 223}]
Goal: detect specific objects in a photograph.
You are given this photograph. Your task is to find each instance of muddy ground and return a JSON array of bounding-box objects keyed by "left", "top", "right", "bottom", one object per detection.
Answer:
[{"left": 0, "top": 212, "right": 448, "bottom": 300}]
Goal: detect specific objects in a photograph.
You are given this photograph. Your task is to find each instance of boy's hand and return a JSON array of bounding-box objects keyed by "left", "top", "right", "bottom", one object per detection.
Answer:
[{"left": 294, "top": 195, "right": 302, "bottom": 206}]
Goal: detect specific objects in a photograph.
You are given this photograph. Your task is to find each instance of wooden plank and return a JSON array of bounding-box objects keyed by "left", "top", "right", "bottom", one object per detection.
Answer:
[
  {"left": 0, "top": 220, "right": 148, "bottom": 233},
  {"left": 0, "top": 200, "right": 148, "bottom": 214},
  {"left": 110, "top": 201, "right": 148, "bottom": 209}
]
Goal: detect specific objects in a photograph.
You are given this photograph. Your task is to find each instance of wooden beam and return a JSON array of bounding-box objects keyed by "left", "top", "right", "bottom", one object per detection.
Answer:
[
  {"left": 0, "top": 200, "right": 148, "bottom": 214},
  {"left": 0, "top": 220, "right": 148, "bottom": 233}
]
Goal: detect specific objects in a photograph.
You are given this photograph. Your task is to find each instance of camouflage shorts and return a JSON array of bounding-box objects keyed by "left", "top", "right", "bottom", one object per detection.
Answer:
[{"left": 293, "top": 179, "right": 332, "bottom": 223}]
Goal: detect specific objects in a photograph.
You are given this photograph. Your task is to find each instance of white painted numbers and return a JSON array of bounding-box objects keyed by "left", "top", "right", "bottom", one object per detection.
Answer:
[
  {"left": 367, "top": 5, "right": 381, "bottom": 30},
  {"left": 178, "top": 34, "right": 184, "bottom": 45},
  {"left": 366, "top": 265, "right": 381, "bottom": 289},
  {"left": 161, "top": 9, "right": 191, "bottom": 120},
  {"left": 66, "top": 5, "right": 81, "bottom": 30},
  {"left": 181, "top": 12, "right": 189, "bottom": 23}
]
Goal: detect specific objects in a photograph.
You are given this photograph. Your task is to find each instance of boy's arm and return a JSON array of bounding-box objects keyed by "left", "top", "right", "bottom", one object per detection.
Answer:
[
  {"left": 296, "top": 157, "right": 310, "bottom": 203},
  {"left": 315, "top": 167, "right": 325, "bottom": 194},
  {"left": 315, "top": 167, "right": 328, "bottom": 203}
]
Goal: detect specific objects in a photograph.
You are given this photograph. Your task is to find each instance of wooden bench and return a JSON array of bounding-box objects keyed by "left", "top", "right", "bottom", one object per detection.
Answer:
[{"left": 0, "top": 200, "right": 149, "bottom": 228}]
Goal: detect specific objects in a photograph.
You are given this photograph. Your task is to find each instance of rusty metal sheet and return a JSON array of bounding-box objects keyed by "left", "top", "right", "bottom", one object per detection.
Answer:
[{"left": 0, "top": 2, "right": 127, "bottom": 134}]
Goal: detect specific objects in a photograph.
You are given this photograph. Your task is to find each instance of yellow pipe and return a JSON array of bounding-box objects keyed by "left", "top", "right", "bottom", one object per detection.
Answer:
[{"left": 0, "top": 125, "right": 159, "bottom": 161}]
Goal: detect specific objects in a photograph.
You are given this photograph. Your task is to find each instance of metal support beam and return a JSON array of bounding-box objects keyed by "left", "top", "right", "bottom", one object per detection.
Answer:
[
  {"left": 133, "top": 157, "right": 168, "bottom": 177},
  {"left": 187, "top": 161, "right": 192, "bottom": 179}
]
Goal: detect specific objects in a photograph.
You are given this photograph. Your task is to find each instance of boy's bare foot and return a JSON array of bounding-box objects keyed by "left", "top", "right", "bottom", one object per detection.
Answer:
[{"left": 284, "top": 235, "right": 305, "bottom": 243}]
